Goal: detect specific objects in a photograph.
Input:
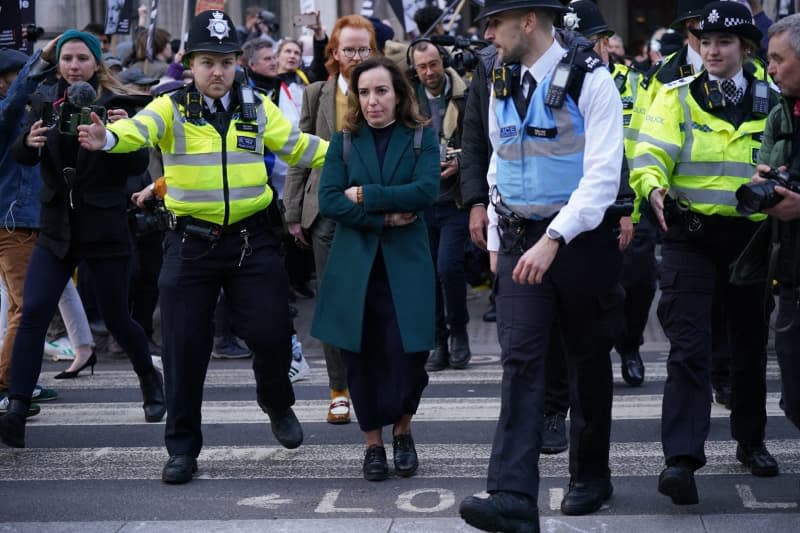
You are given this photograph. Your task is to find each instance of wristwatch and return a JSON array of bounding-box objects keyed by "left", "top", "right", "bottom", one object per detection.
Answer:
[{"left": 546, "top": 227, "right": 565, "bottom": 246}]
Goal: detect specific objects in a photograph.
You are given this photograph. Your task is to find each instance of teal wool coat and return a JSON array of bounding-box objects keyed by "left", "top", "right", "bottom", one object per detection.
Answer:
[{"left": 311, "top": 124, "right": 440, "bottom": 354}]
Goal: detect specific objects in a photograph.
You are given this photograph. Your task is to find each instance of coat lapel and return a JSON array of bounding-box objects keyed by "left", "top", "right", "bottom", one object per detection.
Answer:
[
  {"left": 319, "top": 78, "right": 337, "bottom": 138},
  {"left": 381, "top": 125, "right": 412, "bottom": 183},
  {"left": 351, "top": 127, "right": 381, "bottom": 184}
]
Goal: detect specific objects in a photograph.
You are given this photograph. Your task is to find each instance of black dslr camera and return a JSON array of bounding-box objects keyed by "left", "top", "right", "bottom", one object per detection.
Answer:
[
  {"left": 132, "top": 197, "right": 175, "bottom": 235},
  {"left": 257, "top": 10, "right": 279, "bottom": 35},
  {"left": 736, "top": 167, "right": 800, "bottom": 215}
]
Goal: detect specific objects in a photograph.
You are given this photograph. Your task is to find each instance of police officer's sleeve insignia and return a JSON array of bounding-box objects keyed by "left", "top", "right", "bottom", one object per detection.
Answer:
[{"left": 207, "top": 11, "right": 231, "bottom": 41}]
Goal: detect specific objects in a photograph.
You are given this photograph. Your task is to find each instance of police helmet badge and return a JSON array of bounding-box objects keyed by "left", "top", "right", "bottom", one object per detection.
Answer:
[
  {"left": 206, "top": 11, "right": 231, "bottom": 42},
  {"left": 563, "top": 11, "right": 581, "bottom": 31}
]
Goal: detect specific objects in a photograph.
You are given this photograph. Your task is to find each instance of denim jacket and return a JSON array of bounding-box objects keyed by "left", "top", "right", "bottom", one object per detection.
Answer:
[{"left": 0, "top": 50, "right": 44, "bottom": 230}]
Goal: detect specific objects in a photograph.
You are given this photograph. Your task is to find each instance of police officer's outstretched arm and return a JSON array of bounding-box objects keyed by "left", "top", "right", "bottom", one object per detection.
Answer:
[
  {"left": 77, "top": 112, "right": 108, "bottom": 151},
  {"left": 261, "top": 97, "right": 328, "bottom": 169}
]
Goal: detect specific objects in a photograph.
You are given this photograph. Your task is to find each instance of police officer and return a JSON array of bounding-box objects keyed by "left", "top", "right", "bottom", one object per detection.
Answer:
[
  {"left": 77, "top": 10, "right": 328, "bottom": 484},
  {"left": 458, "top": 1, "right": 624, "bottom": 530},
  {"left": 565, "top": 0, "right": 650, "bottom": 386},
  {"left": 631, "top": 1, "right": 779, "bottom": 506},
  {"left": 407, "top": 39, "right": 472, "bottom": 371}
]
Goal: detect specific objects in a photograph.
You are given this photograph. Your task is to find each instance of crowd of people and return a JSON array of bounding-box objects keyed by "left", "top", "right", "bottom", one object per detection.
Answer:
[{"left": 1, "top": 0, "right": 800, "bottom": 531}]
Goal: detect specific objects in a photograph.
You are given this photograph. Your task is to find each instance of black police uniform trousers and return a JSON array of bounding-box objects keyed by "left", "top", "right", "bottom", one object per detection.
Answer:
[
  {"left": 487, "top": 217, "right": 621, "bottom": 499},
  {"left": 658, "top": 216, "right": 768, "bottom": 467},
  {"left": 158, "top": 213, "right": 294, "bottom": 458}
]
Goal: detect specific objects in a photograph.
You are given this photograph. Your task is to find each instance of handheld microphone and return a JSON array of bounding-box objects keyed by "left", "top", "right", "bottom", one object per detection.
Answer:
[{"left": 67, "top": 81, "right": 97, "bottom": 107}]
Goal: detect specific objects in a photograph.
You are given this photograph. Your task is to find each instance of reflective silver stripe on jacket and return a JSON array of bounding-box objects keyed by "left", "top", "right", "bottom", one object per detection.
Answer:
[
  {"left": 633, "top": 152, "right": 669, "bottom": 175},
  {"left": 168, "top": 185, "right": 267, "bottom": 203},
  {"left": 171, "top": 103, "right": 186, "bottom": 153},
  {"left": 296, "top": 135, "right": 321, "bottom": 168},
  {"left": 637, "top": 132, "right": 681, "bottom": 163},
  {"left": 669, "top": 186, "right": 737, "bottom": 206},
  {"left": 673, "top": 161, "right": 755, "bottom": 180},
  {"left": 135, "top": 109, "right": 166, "bottom": 140},
  {"left": 255, "top": 103, "right": 266, "bottom": 153},
  {"left": 163, "top": 151, "right": 264, "bottom": 167}
]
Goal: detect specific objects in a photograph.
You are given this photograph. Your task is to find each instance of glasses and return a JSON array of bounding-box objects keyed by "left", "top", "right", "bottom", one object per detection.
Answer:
[{"left": 340, "top": 47, "right": 372, "bottom": 59}]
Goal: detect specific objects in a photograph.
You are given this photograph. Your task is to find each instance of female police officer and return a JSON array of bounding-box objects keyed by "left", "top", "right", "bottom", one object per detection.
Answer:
[
  {"left": 631, "top": 1, "right": 779, "bottom": 506},
  {"left": 78, "top": 10, "right": 328, "bottom": 484}
]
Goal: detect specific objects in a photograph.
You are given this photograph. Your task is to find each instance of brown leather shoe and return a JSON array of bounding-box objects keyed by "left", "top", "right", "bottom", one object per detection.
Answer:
[{"left": 327, "top": 390, "right": 351, "bottom": 424}]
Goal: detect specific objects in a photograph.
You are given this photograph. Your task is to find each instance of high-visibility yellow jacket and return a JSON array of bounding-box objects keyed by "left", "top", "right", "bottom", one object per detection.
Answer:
[
  {"left": 630, "top": 74, "right": 767, "bottom": 222},
  {"left": 613, "top": 62, "right": 642, "bottom": 166},
  {"left": 108, "top": 85, "right": 328, "bottom": 225}
]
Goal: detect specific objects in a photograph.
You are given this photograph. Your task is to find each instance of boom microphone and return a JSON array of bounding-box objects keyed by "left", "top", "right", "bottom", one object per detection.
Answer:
[{"left": 67, "top": 81, "right": 97, "bottom": 107}]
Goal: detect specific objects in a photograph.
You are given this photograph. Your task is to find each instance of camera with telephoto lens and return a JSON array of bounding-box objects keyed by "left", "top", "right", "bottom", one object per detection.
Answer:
[
  {"left": 132, "top": 197, "right": 175, "bottom": 235},
  {"left": 257, "top": 10, "right": 279, "bottom": 35},
  {"left": 735, "top": 167, "right": 800, "bottom": 216},
  {"left": 25, "top": 25, "right": 45, "bottom": 42},
  {"left": 58, "top": 104, "right": 107, "bottom": 135},
  {"left": 429, "top": 35, "right": 489, "bottom": 77}
]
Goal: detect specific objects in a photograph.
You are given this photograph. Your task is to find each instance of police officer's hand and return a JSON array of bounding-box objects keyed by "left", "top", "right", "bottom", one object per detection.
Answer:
[
  {"left": 469, "top": 205, "right": 489, "bottom": 250},
  {"left": 131, "top": 185, "right": 154, "bottom": 209},
  {"left": 618, "top": 216, "right": 634, "bottom": 251},
  {"left": 77, "top": 112, "right": 107, "bottom": 151},
  {"left": 288, "top": 222, "right": 310, "bottom": 247},
  {"left": 649, "top": 187, "right": 668, "bottom": 232},
  {"left": 513, "top": 235, "right": 559, "bottom": 284}
]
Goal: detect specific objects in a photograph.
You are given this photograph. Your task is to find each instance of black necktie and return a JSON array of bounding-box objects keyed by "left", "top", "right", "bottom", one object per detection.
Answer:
[
  {"left": 721, "top": 79, "right": 741, "bottom": 105},
  {"left": 523, "top": 71, "right": 536, "bottom": 107},
  {"left": 513, "top": 71, "right": 535, "bottom": 118},
  {"left": 213, "top": 98, "right": 226, "bottom": 113}
]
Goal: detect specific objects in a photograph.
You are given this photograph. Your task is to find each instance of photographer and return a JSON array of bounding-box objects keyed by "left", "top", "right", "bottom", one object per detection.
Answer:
[
  {"left": 752, "top": 13, "right": 800, "bottom": 434},
  {"left": 0, "top": 30, "right": 166, "bottom": 449}
]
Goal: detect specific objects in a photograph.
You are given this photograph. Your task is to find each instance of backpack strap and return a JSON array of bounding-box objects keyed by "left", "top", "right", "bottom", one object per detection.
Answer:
[{"left": 413, "top": 125, "right": 423, "bottom": 156}]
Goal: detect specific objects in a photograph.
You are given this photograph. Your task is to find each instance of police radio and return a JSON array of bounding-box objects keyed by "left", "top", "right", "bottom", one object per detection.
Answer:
[
  {"left": 545, "top": 45, "right": 578, "bottom": 109},
  {"left": 492, "top": 65, "right": 512, "bottom": 99},
  {"left": 752, "top": 80, "right": 770, "bottom": 117},
  {"left": 239, "top": 86, "right": 257, "bottom": 121},
  {"left": 614, "top": 72, "right": 627, "bottom": 94},
  {"left": 185, "top": 92, "right": 204, "bottom": 120},
  {"left": 703, "top": 80, "right": 726, "bottom": 110}
]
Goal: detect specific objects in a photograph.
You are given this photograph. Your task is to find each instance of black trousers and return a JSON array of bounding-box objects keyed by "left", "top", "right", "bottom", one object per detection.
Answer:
[
  {"left": 487, "top": 219, "right": 620, "bottom": 499},
  {"left": 159, "top": 220, "right": 294, "bottom": 457},
  {"left": 10, "top": 244, "right": 153, "bottom": 400},
  {"left": 341, "top": 253, "right": 429, "bottom": 432},
  {"left": 658, "top": 219, "right": 768, "bottom": 467}
]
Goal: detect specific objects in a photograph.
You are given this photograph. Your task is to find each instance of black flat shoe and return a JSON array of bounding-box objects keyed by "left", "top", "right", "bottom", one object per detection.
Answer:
[
  {"left": 560, "top": 479, "right": 613, "bottom": 516},
  {"left": 425, "top": 338, "right": 449, "bottom": 372},
  {"left": 541, "top": 413, "right": 568, "bottom": 454},
  {"left": 392, "top": 433, "right": 418, "bottom": 477},
  {"left": 261, "top": 404, "right": 303, "bottom": 449},
  {"left": 737, "top": 443, "right": 779, "bottom": 477},
  {"left": 658, "top": 464, "right": 698, "bottom": 505},
  {"left": 363, "top": 444, "right": 389, "bottom": 481},
  {"left": 139, "top": 369, "right": 166, "bottom": 423},
  {"left": 460, "top": 491, "right": 540, "bottom": 533},
  {"left": 0, "top": 399, "right": 29, "bottom": 448},
  {"left": 449, "top": 330, "right": 472, "bottom": 369},
  {"left": 54, "top": 352, "right": 97, "bottom": 379},
  {"left": 162, "top": 455, "right": 198, "bottom": 484},
  {"left": 620, "top": 351, "right": 644, "bottom": 386}
]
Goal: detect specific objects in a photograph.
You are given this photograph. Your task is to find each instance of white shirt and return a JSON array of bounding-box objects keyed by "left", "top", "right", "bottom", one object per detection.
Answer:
[
  {"left": 203, "top": 91, "right": 232, "bottom": 113},
  {"left": 486, "top": 37, "right": 623, "bottom": 249},
  {"left": 708, "top": 69, "right": 747, "bottom": 94},
  {"left": 337, "top": 73, "right": 349, "bottom": 96},
  {"left": 687, "top": 45, "right": 704, "bottom": 74}
]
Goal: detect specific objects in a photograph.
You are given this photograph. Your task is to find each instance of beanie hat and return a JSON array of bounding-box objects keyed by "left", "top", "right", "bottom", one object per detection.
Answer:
[{"left": 56, "top": 30, "right": 103, "bottom": 63}]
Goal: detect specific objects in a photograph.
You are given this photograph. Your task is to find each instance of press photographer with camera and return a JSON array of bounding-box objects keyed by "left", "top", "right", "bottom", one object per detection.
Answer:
[
  {"left": 631, "top": 2, "right": 781, "bottom": 506},
  {"left": 748, "top": 13, "right": 800, "bottom": 436},
  {"left": 0, "top": 30, "right": 166, "bottom": 449}
]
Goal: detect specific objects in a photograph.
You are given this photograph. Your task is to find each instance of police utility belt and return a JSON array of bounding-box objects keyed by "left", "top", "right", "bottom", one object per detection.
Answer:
[{"left": 174, "top": 210, "right": 269, "bottom": 242}]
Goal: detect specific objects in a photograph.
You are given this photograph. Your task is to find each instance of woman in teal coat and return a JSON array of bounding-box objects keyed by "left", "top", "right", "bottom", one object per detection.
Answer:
[{"left": 311, "top": 57, "right": 439, "bottom": 482}]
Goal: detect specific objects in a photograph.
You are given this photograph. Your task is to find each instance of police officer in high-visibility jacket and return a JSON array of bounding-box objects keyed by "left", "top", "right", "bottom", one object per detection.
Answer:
[
  {"left": 630, "top": 1, "right": 779, "bottom": 507},
  {"left": 78, "top": 10, "right": 328, "bottom": 485}
]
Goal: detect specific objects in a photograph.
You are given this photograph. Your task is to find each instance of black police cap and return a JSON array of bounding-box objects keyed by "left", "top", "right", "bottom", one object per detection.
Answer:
[
  {"left": 184, "top": 10, "right": 241, "bottom": 58},
  {"left": 476, "top": 0, "right": 569, "bottom": 22},
  {"left": 689, "top": 1, "right": 761, "bottom": 44},
  {"left": 563, "top": 1, "right": 613, "bottom": 38}
]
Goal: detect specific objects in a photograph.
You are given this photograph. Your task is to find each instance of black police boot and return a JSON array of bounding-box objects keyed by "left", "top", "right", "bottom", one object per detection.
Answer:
[
  {"left": 560, "top": 478, "right": 613, "bottom": 515},
  {"left": 619, "top": 351, "right": 644, "bottom": 387},
  {"left": 449, "top": 329, "right": 472, "bottom": 370},
  {"left": 139, "top": 369, "right": 166, "bottom": 423},
  {"left": 425, "top": 335, "right": 450, "bottom": 372},
  {"left": 736, "top": 443, "right": 779, "bottom": 477},
  {"left": 162, "top": 455, "right": 198, "bottom": 484},
  {"left": 482, "top": 300, "right": 497, "bottom": 322},
  {"left": 0, "top": 398, "right": 29, "bottom": 448},
  {"left": 541, "top": 413, "right": 568, "bottom": 454},
  {"left": 713, "top": 383, "right": 732, "bottom": 410},
  {"left": 460, "top": 491, "right": 540, "bottom": 533},
  {"left": 260, "top": 403, "right": 303, "bottom": 449},
  {"left": 363, "top": 444, "right": 389, "bottom": 481},
  {"left": 658, "top": 459, "right": 699, "bottom": 505},
  {"left": 392, "top": 433, "right": 418, "bottom": 477}
]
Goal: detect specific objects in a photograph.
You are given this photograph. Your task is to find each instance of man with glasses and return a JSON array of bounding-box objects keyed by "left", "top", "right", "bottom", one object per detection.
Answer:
[
  {"left": 407, "top": 39, "right": 472, "bottom": 373},
  {"left": 284, "top": 15, "right": 377, "bottom": 426}
]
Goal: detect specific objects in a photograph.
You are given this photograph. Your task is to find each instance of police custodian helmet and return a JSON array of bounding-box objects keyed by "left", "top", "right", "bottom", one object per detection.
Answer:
[
  {"left": 184, "top": 10, "right": 242, "bottom": 57},
  {"left": 671, "top": 0, "right": 709, "bottom": 29},
  {"left": 476, "top": 0, "right": 569, "bottom": 21},
  {"left": 563, "top": 0, "right": 613, "bottom": 38}
]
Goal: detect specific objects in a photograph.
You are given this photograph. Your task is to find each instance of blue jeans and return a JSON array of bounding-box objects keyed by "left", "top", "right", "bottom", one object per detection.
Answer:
[{"left": 424, "top": 203, "right": 469, "bottom": 336}]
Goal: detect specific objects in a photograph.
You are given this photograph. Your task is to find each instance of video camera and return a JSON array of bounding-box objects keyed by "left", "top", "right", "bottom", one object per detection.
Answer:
[
  {"left": 24, "top": 25, "right": 45, "bottom": 43},
  {"left": 257, "top": 10, "right": 279, "bottom": 35},
  {"left": 736, "top": 167, "right": 800, "bottom": 216},
  {"left": 49, "top": 81, "right": 107, "bottom": 135},
  {"left": 429, "top": 35, "right": 489, "bottom": 77},
  {"left": 131, "top": 196, "right": 176, "bottom": 235}
]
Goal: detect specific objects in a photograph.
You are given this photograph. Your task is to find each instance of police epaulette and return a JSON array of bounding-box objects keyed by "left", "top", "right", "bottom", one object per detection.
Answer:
[
  {"left": 663, "top": 74, "right": 697, "bottom": 90},
  {"left": 571, "top": 48, "right": 603, "bottom": 73}
]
